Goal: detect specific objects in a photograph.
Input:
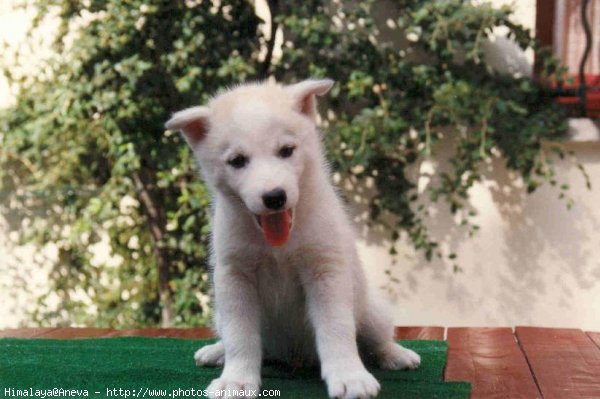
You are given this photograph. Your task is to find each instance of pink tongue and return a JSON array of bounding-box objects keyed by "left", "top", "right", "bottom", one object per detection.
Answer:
[{"left": 260, "top": 211, "right": 291, "bottom": 247}]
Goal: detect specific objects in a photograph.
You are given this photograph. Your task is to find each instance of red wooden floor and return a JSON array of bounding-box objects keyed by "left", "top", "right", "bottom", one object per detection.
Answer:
[{"left": 2, "top": 327, "right": 600, "bottom": 398}]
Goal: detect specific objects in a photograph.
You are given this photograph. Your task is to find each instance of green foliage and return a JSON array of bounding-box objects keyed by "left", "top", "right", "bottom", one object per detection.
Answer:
[
  {"left": 273, "top": 0, "right": 573, "bottom": 261},
  {"left": 0, "top": 0, "right": 578, "bottom": 327},
  {"left": 1, "top": 0, "right": 261, "bottom": 327}
]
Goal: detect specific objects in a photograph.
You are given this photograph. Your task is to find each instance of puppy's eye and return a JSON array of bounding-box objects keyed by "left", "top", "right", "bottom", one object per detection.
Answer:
[
  {"left": 278, "top": 145, "right": 296, "bottom": 159},
  {"left": 227, "top": 154, "right": 249, "bottom": 169}
]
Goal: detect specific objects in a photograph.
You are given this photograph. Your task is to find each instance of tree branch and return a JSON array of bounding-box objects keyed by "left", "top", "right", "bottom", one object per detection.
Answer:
[
  {"left": 258, "top": 0, "right": 280, "bottom": 79},
  {"left": 133, "top": 167, "right": 173, "bottom": 327}
]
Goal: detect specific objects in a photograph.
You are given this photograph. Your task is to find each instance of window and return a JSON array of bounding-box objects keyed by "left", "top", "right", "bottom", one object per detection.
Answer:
[{"left": 536, "top": 0, "right": 600, "bottom": 117}]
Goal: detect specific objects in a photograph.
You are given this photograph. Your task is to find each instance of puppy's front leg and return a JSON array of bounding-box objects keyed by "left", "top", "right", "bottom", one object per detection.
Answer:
[
  {"left": 207, "top": 267, "right": 261, "bottom": 399},
  {"left": 301, "top": 267, "right": 380, "bottom": 399}
]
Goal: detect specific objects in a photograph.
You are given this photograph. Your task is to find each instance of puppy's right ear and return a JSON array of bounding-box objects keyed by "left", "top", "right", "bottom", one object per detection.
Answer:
[
  {"left": 285, "top": 79, "right": 334, "bottom": 120},
  {"left": 165, "top": 106, "right": 210, "bottom": 147}
]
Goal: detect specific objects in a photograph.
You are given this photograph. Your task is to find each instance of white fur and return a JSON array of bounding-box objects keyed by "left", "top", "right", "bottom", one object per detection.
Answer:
[{"left": 167, "top": 79, "right": 420, "bottom": 399}]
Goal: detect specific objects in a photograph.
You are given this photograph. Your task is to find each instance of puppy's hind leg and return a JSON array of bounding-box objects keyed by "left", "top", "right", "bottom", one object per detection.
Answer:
[
  {"left": 194, "top": 340, "right": 225, "bottom": 367},
  {"left": 358, "top": 298, "right": 421, "bottom": 370}
]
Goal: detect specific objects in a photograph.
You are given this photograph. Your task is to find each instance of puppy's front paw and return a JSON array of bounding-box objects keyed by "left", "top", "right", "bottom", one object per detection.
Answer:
[
  {"left": 378, "top": 343, "right": 421, "bottom": 370},
  {"left": 206, "top": 376, "right": 260, "bottom": 399},
  {"left": 194, "top": 341, "right": 224, "bottom": 367},
  {"left": 324, "top": 367, "right": 380, "bottom": 399}
]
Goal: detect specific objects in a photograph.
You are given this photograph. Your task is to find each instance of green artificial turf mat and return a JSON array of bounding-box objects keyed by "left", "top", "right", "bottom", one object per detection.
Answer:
[{"left": 0, "top": 337, "right": 470, "bottom": 398}]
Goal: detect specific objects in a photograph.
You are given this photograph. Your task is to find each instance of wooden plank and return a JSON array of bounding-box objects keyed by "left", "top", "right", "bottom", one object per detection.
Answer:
[
  {"left": 587, "top": 332, "right": 600, "bottom": 350},
  {"left": 395, "top": 326, "right": 444, "bottom": 340},
  {"left": 0, "top": 327, "right": 215, "bottom": 339},
  {"left": 445, "top": 327, "right": 541, "bottom": 399},
  {"left": 3, "top": 327, "right": 441, "bottom": 340},
  {"left": 516, "top": 327, "right": 600, "bottom": 399},
  {"left": 35, "top": 327, "right": 115, "bottom": 338},
  {"left": 106, "top": 327, "right": 214, "bottom": 339},
  {"left": 0, "top": 328, "right": 60, "bottom": 338}
]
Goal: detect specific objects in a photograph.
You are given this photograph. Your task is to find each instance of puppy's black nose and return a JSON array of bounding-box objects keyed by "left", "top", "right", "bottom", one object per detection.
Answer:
[{"left": 262, "top": 188, "right": 287, "bottom": 210}]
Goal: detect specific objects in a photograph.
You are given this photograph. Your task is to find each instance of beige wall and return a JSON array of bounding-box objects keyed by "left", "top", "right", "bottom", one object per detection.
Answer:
[
  {"left": 358, "top": 137, "right": 600, "bottom": 331},
  {"left": 2, "top": 0, "right": 599, "bottom": 330},
  {"left": 360, "top": 0, "right": 600, "bottom": 330},
  {"left": 0, "top": 2, "right": 46, "bottom": 328}
]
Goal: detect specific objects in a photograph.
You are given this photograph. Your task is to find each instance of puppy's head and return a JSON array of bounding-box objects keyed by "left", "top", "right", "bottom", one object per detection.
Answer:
[{"left": 166, "top": 79, "right": 333, "bottom": 247}]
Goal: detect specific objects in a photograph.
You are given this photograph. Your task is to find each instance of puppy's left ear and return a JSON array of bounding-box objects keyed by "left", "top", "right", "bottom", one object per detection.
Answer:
[
  {"left": 165, "top": 106, "right": 210, "bottom": 148},
  {"left": 285, "top": 79, "right": 334, "bottom": 119}
]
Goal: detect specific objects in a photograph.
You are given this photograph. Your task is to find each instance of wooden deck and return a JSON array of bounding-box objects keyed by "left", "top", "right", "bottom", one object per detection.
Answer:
[{"left": 2, "top": 327, "right": 600, "bottom": 398}]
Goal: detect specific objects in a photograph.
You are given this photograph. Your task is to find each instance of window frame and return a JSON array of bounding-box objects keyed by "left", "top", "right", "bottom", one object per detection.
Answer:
[{"left": 535, "top": 0, "right": 600, "bottom": 118}]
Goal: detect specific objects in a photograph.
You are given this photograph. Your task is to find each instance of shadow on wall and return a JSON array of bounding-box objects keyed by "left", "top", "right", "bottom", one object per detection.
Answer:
[
  {"left": 490, "top": 142, "right": 600, "bottom": 321},
  {"left": 0, "top": 189, "right": 45, "bottom": 325},
  {"left": 0, "top": 222, "right": 56, "bottom": 328},
  {"left": 339, "top": 134, "right": 476, "bottom": 301},
  {"left": 341, "top": 135, "right": 600, "bottom": 326}
]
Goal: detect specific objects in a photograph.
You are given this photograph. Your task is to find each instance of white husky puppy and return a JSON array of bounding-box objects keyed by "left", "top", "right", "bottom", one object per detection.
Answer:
[{"left": 165, "top": 79, "right": 420, "bottom": 399}]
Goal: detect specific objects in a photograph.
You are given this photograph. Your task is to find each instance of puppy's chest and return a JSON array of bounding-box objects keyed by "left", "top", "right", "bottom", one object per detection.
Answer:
[{"left": 255, "top": 252, "right": 306, "bottom": 315}]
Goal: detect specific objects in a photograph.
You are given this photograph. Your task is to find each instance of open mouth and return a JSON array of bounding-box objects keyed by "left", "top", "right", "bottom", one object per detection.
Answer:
[{"left": 254, "top": 208, "right": 294, "bottom": 247}]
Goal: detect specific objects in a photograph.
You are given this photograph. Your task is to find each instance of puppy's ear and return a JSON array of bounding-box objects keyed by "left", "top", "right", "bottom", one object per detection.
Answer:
[
  {"left": 285, "top": 79, "right": 334, "bottom": 119},
  {"left": 165, "top": 106, "right": 210, "bottom": 147}
]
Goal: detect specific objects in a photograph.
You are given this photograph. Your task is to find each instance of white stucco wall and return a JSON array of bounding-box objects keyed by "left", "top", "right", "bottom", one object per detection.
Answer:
[
  {"left": 359, "top": 0, "right": 600, "bottom": 331},
  {"left": 358, "top": 137, "right": 600, "bottom": 331},
  {"left": 1, "top": 0, "right": 599, "bottom": 330},
  {"left": 0, "top": 2, "right": 56, "bottom": 328}
]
